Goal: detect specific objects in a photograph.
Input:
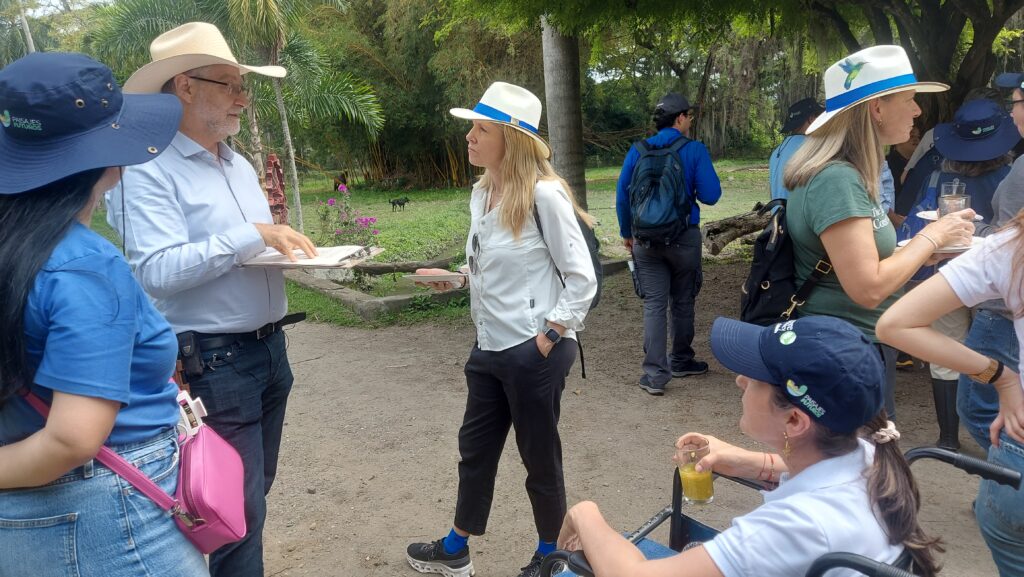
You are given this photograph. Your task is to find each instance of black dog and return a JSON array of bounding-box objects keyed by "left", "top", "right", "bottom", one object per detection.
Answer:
[
  {"left": 332, "top": 171, "right": 349, "bottom": 193},
  {"left": 389, "top": 197, "right": 410, "bottom": 211}
]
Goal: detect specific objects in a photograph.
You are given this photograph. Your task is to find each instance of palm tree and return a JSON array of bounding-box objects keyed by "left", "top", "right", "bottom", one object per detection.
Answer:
[{"left": 86, "top": 0, "right": 384, "bottom": 232}]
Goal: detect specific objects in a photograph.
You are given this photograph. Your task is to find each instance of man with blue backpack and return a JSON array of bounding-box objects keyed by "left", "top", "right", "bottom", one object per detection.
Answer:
[{"left": 616, "top": 92, "right": 722, "bottom": 395}]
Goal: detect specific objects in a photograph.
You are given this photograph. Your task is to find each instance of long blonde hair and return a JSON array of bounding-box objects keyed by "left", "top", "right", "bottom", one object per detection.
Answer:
[
  {"left": 477, "top": 124, "right": 596, "bottom": 239},
  {"left": 783, "top": 97, "right": 889, "bottom": 202}
]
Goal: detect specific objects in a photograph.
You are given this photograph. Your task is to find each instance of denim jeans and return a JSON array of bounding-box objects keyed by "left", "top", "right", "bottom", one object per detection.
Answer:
[
  {"left": 633, "top": 227, "right": 703, "bottom": 387},
  {"left": 189, "top": 329, "right": 294, "bottom": 577},
  {"left": 0, "top": 429, "right": 208, "bottom": 577},
  {"left": 958, "top": 310, "right": 1019, "bottom": 452},
  {"left": 976, "top": 432, "right": 1024, "bottom": 576}
]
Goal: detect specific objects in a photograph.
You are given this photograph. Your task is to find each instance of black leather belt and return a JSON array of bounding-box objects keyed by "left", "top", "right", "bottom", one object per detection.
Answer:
[{"left": 194, "top": 312, "right": 306, "bottom": 350}]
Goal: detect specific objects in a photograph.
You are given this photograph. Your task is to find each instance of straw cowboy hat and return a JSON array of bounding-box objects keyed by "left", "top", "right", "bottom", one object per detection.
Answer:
[
  {"left": 0, "top": 52, "right": 182, "bottom": 194},
  {"left": 807, "top": 45, "right": 947, "bottom": 134},
  {"left": 124, "top": 22, "right": 286, "bottom": 94},
  {"left": 450, "top": 82, "right": 550, "bottom": 158}
]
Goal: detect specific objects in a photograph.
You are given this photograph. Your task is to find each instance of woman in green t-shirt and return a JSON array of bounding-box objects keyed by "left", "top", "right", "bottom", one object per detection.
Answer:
[{"left": 781, "top": 45, "right": 976, "bottom": 418}]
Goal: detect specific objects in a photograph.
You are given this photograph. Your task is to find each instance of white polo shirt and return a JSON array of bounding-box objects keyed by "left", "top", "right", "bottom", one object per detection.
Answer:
[{"left": 703, "top": 439, "right": 904, "bottom": 577}]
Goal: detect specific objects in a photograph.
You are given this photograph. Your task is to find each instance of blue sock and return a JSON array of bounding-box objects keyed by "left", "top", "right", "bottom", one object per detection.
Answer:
[
  {"left": 536, "top": 540, "right": 556, "bottom": 556},
  {"left": 443, "top": 528, "right": 469, "bottom": 555}
]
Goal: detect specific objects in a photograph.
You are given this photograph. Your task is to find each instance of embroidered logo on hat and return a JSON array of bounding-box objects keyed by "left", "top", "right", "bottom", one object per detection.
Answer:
[
  {"left": 839, "top": 59, "right": 865, "bottom": 90},
  {"left": 786, "top": 379, "right": 807, "bottom": 396},
  {"left": 4, "top": 111, "right": 42, "bottom": 131},
  {"left": 970, "top": 124, "right": 996, "bottom": 136},
  {"left": 779, "top": 331, "right": 797, "bottom": 345},
  {"left": 0, "top": 110, "right": 9, "bottom": 128}
]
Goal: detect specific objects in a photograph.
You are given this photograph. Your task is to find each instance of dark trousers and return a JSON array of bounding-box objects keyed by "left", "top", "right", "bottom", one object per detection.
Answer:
[
  {"left": 454, "top": 337, "right": 577, "bottom": 541},
  {"left": 633, "top": 227, "right": 703, "bottom": 386},
  {"left": 877, "top": 342, "right": 898, "bottom": 419},
  {"left": 189, "top": 329, "right": 294, "bottom": 577}
]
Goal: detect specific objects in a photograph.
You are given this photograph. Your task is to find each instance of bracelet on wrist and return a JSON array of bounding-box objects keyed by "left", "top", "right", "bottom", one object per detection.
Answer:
[{"left": 915, "top": 232, "right": 940, "bottom": 250}]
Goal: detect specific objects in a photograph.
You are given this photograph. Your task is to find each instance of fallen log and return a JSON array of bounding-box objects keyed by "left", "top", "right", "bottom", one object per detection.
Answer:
[
  {"left": 352, "top": 255, "right": 457, "bottom": 275},
  {"left": 701, "top": 203, "right": 771, "bottom": 255}
]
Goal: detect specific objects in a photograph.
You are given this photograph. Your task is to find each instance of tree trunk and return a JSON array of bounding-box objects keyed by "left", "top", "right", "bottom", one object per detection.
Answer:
[
  {"left": 272, "top": 77, "right": 304, "bottom": 232},
  {"left": 16, "top": 0, "right": 35, "bottom": 53},
  {"left": 541, "top": 16, "right": 588, "bottom": 208},
  {"left": 246, "top": 105, "right": 266, "bottom": 187},
  {"left": 701, "top": 208, "right": 770, "bottom": 255}
]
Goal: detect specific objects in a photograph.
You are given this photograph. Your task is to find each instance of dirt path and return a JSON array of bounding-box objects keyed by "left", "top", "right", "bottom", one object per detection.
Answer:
[{"left": 264, "top": 262, "right": 999, "bottom": 577}]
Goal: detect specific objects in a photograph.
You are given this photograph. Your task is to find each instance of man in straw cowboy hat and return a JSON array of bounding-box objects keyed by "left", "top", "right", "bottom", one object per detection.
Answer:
[{"left": 106, "top": 21, "right": 316, "bottom": 577}]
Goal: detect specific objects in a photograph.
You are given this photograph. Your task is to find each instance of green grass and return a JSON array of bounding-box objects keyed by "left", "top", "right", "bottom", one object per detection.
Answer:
[{"left": 91, "top": 160, "right": 768, "bottom": 327}]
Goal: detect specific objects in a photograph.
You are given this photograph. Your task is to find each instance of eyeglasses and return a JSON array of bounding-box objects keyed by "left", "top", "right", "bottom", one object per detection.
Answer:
[
  {"left": 187, "top": 76, "right": 250, "bottom": 99},
  {"left": 468, "top": 233, "right": 480, "bottom": 275},
  {"left": 1008, "top": 99, "right": 1024, "bottom": 111},
  {"left": 684, "top": 110, "right": 696, "bottom": 118}
]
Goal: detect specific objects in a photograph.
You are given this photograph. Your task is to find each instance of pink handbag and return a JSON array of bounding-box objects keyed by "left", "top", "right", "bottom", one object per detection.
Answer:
[{"left": 26, "top": 389, "right": 247, "bottom": 554}]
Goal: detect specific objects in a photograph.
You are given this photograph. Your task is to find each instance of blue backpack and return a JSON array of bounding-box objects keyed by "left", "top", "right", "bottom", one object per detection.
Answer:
[{"left": 628, "top": 137, "right": 692, "bottom": 244}]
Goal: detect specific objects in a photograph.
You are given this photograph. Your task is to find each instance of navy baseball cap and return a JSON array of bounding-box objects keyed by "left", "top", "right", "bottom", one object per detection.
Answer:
[
  {"left": 0, "top": 52, "right": 182, "bottom": 194},
  {"left": 711, "top": 316, "right": 884, "bottom": 434},
  {"left": 656, "top": 92, "right": 697, "bottom": 116},
  {"left": 780, "top": 97, "right": 824, "bottom": 134},
  {"left": 995, "top": 72, "right": 1024, "bottom": 91}
]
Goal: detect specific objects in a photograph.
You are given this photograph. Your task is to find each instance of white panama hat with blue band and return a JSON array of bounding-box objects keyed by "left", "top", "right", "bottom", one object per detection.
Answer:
[
  {"left": 450, "top": 82, "right": 551, "bottom": 158},
  {"left": 806, "top": 45, "right": 948, "bottom": 134}
]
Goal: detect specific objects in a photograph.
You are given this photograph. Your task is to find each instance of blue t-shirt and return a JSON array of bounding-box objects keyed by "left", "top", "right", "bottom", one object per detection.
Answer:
[
  {"left": 0, "top": 223, "right": 179, "bottom": 445},
  {"left": 768, "top": 135, "right": 806, "bottom": 201}
]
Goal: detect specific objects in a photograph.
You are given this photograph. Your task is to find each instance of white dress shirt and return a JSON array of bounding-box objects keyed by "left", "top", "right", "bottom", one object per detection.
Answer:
[
  {"left": 703, "top": 439, "right": 904, "bottom": 577},
  {"left": 106, "top": 131, "right": 284, "bottom": 334},
  {"left": 468, "top": 179, "right": 597, "bottom": 351}
]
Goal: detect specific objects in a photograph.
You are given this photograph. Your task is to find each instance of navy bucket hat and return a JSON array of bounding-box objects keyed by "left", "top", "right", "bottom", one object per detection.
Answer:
[
  {"left": 933, "top": 99, "right": 1020, "bottom": 162},
  {"left": 710, "top": 316, "right": 885, "bottom": 434},
  {"left": 0, "top": 52, "right": 182, "bottom": 194}
]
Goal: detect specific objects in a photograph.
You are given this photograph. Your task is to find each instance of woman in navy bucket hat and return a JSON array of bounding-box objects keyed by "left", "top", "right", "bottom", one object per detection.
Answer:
[
  {"left": 0, "top": 53, "right": 207, "bottom": 576},
  {"left": 557, "top": 316, "right": 943, "bottom": 577},
  {"left": 897, "top": 99, "right": 1018, "bottom": 452},
  {"left": 407, "top": 82, "right": 598, "bottom": 577}
]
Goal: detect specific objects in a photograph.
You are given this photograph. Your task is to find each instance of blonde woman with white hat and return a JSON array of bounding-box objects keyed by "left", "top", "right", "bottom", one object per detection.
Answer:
[
  {"left": 782, "top": 45, "right": 976, "bottom": 418},
  {"left": 408, "top": 82, "right": 598, "bottom": 577}
]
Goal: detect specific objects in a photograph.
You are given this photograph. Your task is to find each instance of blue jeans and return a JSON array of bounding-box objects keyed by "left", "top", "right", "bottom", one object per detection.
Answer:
[
  {"left": 633, "top": 227, "right": 703, "bottom": 387},
  {"left": 0, "top": 429, "right": 208, "bottom": 577},
  {"left": 189, "top": 329, "right": 294, "bottom": 577},
  {"left": 976, "top": 432, "right": 1024, "bottom": 576},
  {"left": 959, "top": 310, "right": 1019, "bottom": 452}
]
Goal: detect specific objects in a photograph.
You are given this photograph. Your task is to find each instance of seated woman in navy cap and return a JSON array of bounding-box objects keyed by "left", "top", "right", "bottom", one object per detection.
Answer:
[{"left": 557, "top": 315, "right": 943, "bottom": 577}]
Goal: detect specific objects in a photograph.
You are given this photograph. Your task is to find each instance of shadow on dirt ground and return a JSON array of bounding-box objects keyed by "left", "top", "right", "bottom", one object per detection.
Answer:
[{"left": 265, "top": 261, "right": 998, "bottom": 577}]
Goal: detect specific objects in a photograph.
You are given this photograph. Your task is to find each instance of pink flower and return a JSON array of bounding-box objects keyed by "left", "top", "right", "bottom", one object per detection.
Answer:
[
  {"left": 372, "top": 229, "right": 380, "bottom": 235},
  {"left": 337, "top": 183, "right": 348, "bottom": 193},
  {"left": 334, "top": 228, "right": 342, "bottom": 234},
  {"left": 327, "top": 198, "right": 336, "bottom": 206},
  {"left": 368, "top": 217, "right": 377, "bottom": 224}
]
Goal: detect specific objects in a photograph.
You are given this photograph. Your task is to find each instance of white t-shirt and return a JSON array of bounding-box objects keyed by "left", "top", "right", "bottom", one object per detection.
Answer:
[
  {"left": 703, "top": 439, "right": 904, "bottom": 577},
  {"left": 940, "top": 229, "right": 1024, "bottom": 391}
]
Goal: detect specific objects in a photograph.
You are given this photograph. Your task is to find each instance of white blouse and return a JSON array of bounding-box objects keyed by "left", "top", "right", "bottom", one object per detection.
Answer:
[{"left": 466, "top": 179, "right": 597, "bottom": 351}]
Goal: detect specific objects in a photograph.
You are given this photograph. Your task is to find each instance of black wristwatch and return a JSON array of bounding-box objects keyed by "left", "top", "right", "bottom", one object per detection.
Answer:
[{"left": 543, "top": 327, "right": 562, "bottom": 344}]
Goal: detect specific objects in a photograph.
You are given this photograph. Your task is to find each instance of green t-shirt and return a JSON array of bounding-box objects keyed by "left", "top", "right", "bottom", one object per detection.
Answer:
[{"left": 786, "top": 162, "right": 899, "bottom": 342}]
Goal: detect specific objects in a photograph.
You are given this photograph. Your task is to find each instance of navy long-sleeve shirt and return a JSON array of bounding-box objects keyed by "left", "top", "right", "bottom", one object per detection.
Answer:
[{"left": 616, "top": 127, "right": 722, "bottom": 238}]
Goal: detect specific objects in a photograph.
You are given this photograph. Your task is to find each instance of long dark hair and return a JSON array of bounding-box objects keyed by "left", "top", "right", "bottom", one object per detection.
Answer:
[
  {"left": 771, "top": 390, "right": 944, "bottom": 576},
  {"left": 0, "top": 168, "right": 106, "bottom": 405}
]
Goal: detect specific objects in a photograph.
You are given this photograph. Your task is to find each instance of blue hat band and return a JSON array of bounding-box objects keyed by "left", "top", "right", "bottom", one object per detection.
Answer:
[
  {"left": 826, "top": 73, "right": 918, "bottom": 111},
  {"left": 472, "top": 102, "right": 538, "bottom": 134}
]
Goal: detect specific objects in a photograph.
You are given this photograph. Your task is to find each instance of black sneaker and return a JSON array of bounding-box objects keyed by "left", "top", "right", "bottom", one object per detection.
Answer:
[
  {"left": 516, "top": 552, "right": 545, "bottom": 577},
  {"left": 638, "top": 377, "right": 665, "bottom": 396},
  {"left": 406, "top": 539, "right": 475, "bottom": 577},
  {"left": 672, "top": 360, "right": 709, "bottom": 378}
]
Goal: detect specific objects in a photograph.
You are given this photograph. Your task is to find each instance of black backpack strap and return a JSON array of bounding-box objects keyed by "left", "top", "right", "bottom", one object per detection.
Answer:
[
  {"left": 533, "top": 203, "right": 587, "bottom": 378},
  {"left": 782, "top": 257, "right": 832, "bottom": 319}
]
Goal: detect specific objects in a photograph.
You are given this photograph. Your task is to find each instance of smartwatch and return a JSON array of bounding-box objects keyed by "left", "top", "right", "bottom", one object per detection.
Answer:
[{"left": 543, "top": 327, "right": 562, "bottom": 344}]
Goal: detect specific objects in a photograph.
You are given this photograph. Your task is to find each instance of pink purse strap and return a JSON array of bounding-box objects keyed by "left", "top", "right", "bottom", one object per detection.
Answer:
[{"left": 23, "top": 392, "right": 177, "bottom": 512}]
